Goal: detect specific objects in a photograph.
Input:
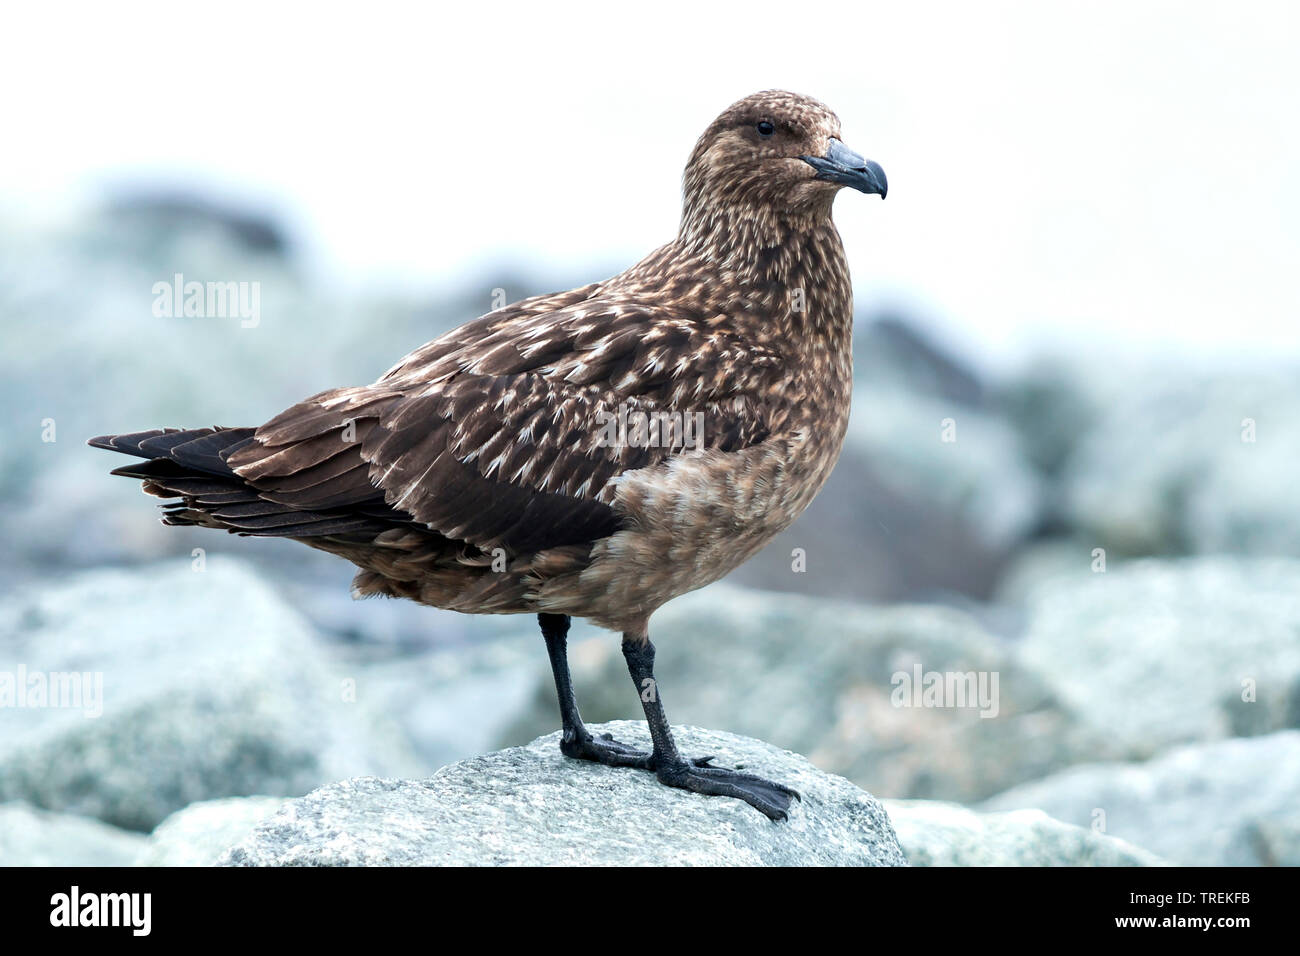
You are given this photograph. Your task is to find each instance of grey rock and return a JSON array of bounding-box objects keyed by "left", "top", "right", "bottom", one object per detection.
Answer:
[
  {"left": 137, "top": 797, "right": 288, "bottom": 867},
  {"left": 497, "top": 585, "right": 1114, "bottom": 803},
  {"left": 992, "top": 537, "right": 1108, "bottom": 607},
  {"left": 1246, "top": 816, "right": 1300, "bottom": 868},
  {"left": 996, "top": 356, "right": 1106, "bottom": 479},
  {"left": 355, "top": 632, "right": 541, "bottom": 772},
  {"left": 102, "top": 189, "right": 294, "bottom": 256},
  {"left": 0, "top": 801, "right": 146, "bottom": 866},
  {"left": 0, "top": 560, "right": 421, "bottom": 831},
  {"left": 1017, "top": 557, "right": 1300, "bottom": 754},
  {"left": 852, "top": 314, "right": 986, "bottom": 408},
  {"left": 844, "top": 386, "right": 1043, "bottom": 556},
  {"left": 884, "top": 799, "right": 1166, "bottom": 866},
  {"left": 219, "top": 723, "right": 907, "bottom": 866},
  {"left": 982, "top": 731, "right": 1300, "bottom": 866},
  {"left": 1053, "top": 364, "right": 1300, "bottom": 556}
]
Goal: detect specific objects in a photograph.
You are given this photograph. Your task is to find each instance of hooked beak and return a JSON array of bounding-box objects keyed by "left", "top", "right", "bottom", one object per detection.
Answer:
[{"left": 800, "top": 139, "right": 887, "bottom": 198}]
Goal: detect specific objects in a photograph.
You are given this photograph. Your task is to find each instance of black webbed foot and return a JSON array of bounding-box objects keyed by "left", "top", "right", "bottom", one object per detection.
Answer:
[
  {"left": 558, "top": 735, "right": 797, "bottom": 820},
  {"left": 655, "top": 760, "right": 802, "bottom": 821},
  {"left": 560, "top": 731, "right": 720, "bottom": 771},
  {"left": 560, "top": 731, "right": 653, "bottom": 768}
]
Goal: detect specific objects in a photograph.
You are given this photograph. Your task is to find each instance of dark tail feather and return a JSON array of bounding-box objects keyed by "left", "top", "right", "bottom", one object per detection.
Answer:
[
  {"left": 88, "top": 426, "right": 398, "bottom": 538},
  {"left": 89, "top": 427, "right": 256, "bottom": 474}
]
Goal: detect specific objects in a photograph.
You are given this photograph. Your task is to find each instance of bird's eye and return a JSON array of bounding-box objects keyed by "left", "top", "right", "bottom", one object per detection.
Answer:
[{"left": 756, "top": 120, "right": 775, "bottom": 137}]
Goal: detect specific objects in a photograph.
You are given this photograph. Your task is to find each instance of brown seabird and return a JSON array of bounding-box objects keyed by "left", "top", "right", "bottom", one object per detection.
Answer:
[{"left": 90, "top": 90, "right": 886, "bottom": 820}]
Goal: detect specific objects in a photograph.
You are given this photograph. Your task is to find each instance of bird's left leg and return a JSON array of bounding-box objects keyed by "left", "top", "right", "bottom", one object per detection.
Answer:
[
  {"left": 538, "top": 612, "right": 651, "bottom": 767},
  {"left": 622, "top": 633, "right": 800, "bottom": 821}
]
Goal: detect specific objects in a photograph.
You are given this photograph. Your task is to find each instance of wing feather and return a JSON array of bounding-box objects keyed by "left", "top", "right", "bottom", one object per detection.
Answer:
[{"left": 224, "top": 294, "right": 786, "bottom": 553}]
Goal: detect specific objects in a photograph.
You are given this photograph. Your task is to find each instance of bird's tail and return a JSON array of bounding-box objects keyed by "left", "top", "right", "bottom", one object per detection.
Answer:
[{"left": 88, "top": 427, "right": 392, "bottom": 537}]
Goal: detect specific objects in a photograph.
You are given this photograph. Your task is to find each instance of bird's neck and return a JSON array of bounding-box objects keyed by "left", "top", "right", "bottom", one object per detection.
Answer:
[
  {"left": 674, "top": 200, "right": 854, "bottom": 350},
  {"left": 677, "top": 195, "right": 832, "bottom": 263}
]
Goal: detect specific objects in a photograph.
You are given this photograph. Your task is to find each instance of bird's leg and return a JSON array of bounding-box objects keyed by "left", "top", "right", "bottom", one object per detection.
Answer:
[
  {"left": 538, "top": 613, "right": 651, "bottom": 768},
  {"left": 621, "top": 634, "right": 800, "bottom": 822},
  {"left": 540, "top": 615, "right": 799, "bottom": 819}
]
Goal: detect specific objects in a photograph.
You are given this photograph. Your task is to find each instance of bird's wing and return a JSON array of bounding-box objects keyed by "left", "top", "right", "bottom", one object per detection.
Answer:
[{"left": 226, "top": 297, "right": 789, "bottom": 553}]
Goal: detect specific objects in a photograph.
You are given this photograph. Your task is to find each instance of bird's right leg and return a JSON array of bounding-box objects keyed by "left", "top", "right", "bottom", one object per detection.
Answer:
[
  {"left": 538, "top": 612, "right": 651, "bottom": 767},
  {"left": 621, "top": 634, "right": 799, "bottom": 821}
]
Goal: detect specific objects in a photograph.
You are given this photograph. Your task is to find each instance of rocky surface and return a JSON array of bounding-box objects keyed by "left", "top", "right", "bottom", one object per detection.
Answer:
[
  {"left": 0, "top": 801, "right": 147, "bottom": 866},
  {"left": 219, "top": 723, "right": 907, "bottom": 866},
  {"left": 1016, "top": 558, "right": 1300, "bottom": 753},
  {"left": 982, "top": 731, "right": 1300, "bottom": 866},
  {"left": 135, "top": 796, "right": 288, "bottom": 866},
  {"left": 0, "top": 560, "right": 421, "bottom": 831},
  {"left": 498, "top": 585, "right": 1113, "bottom": 803},
  {"left": 885, "top": 800, "right": 1165, "bottom": 866}
]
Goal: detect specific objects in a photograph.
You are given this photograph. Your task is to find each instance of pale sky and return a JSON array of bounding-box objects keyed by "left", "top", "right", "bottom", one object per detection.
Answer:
[{"left": 4, "top": 1, "right": 1297, "bottom": 370}]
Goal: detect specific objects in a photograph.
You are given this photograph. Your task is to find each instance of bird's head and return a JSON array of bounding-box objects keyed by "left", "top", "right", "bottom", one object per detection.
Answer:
[{"left": 682, "top": 90, "right": 886, "bottom": 225}]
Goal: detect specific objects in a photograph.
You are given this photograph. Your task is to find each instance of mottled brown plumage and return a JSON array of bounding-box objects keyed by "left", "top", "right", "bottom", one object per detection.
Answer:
[{"left": 91, "top": 91, "right": 886, "bottom": 820}]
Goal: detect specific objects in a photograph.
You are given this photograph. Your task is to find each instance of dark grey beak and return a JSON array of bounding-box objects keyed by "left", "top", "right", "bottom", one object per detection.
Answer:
[{"left": 801, "top": 139, "right": 887, "bottom": 198}]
